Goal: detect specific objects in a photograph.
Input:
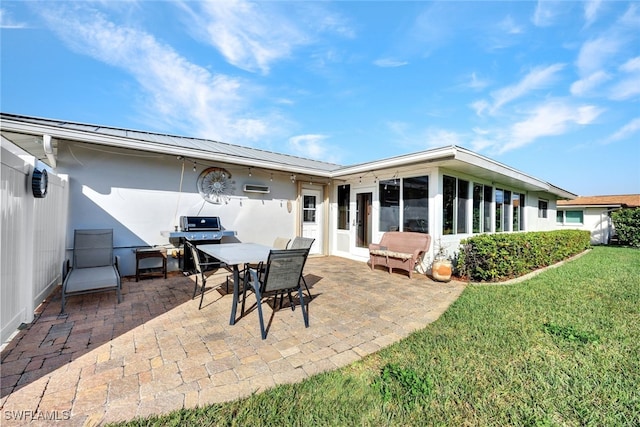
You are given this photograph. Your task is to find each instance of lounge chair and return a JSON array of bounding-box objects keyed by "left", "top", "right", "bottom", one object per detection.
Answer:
[{"left": 61, "top": 229, "right": 121, "bottom": 313}]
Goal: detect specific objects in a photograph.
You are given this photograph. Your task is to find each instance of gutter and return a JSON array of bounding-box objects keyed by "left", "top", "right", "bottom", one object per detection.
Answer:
[{"left": 2, "top": 118, "right": 335, "bottom": 177}]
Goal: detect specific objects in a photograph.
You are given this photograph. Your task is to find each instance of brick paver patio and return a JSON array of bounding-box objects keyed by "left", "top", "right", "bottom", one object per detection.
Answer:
[{"left": 1, "top": 256, "right": 465, "bottom": 426}]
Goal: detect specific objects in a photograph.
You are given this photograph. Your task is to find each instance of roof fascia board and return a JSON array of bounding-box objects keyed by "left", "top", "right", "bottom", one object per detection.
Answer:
[
  {"left": 453, "top": 147, "right": 548, "bottom": 190},
  {"left": 454, "top": 146, "right": 577, "bottom": 199},
  {"left": 332, "top": 146, "right": 457, "bottom": 177},
  {"left": 559, "top": 204, "right": 623, "bottom": 208},
  {"left": 1, "top": 118, "right": 333, "bottom": 177}
]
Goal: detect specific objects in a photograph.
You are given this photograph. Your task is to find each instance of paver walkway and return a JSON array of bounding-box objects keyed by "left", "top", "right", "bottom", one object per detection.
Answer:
[{"left": 1, "top": 256, "right": 465, "bottom": 426}]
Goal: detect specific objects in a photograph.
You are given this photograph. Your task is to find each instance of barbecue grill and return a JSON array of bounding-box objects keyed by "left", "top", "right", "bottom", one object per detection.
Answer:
[{"left": 162, "top": 216, "right": 236, "bottom": 272}]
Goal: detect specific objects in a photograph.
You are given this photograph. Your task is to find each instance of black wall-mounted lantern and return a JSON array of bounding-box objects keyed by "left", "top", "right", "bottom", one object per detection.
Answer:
[{"left": 32, "top": 168, "right": 48, "bottom": 198}]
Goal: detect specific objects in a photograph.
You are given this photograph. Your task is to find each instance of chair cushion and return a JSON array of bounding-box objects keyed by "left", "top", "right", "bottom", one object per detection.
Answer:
[
  {"left": 369, "top": 249, "right": 413, "bottom": 260},
  {"left": 64, "top": 266, "right": 119, "bottom": 293}
]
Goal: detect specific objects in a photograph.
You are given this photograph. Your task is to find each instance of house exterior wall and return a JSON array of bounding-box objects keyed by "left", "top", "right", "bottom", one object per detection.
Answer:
[
  {"left": 56, "top": 140, "right": 300, "bottom": 276},
  {"left": 327, "top": 166, "right": 563, "bottom": 266},
  {"left": 556, "top": 206, "right": 612, "bottom": 244}
]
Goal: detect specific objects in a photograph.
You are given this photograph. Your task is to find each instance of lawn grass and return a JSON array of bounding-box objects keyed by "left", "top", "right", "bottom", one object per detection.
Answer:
[{"left": 112, "top": 246, "right": 640, "bottom": 426}]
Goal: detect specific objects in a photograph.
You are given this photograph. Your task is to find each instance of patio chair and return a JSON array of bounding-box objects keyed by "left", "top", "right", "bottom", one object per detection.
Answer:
[
  {"left": 288, "top": 236, "right": 315, "bottom": 296},
  {"left": 289, "top": 236, "right": 314, "bottom": 251},
  {"left": 186, "top": 241, "right": 225, "bottom": 310},
  {"left": 234, "top": 237, "right": 291, "bottom": 298},
  {"left": 61, "top": 229, "right": 121, "bottom": 313},
  {"left": 246, "top": 248, "right": 310, "bottom": 339}
]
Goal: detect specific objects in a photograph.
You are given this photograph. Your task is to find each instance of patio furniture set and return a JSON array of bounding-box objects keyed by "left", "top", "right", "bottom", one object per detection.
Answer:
[
  {"left": 62, "top": 228, "right": 432, "bottom": 338},
  {"left": 61, "top": 229, "right": 315, "bottom": 339}
]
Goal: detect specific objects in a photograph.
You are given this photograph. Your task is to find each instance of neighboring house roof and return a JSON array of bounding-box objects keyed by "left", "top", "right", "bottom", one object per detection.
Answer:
[
  {"left": 1, "top": 112, "right": 577, "bottom": 199},
  {"left": 558, "top": 194, "right": 640, "bottom": 208}
]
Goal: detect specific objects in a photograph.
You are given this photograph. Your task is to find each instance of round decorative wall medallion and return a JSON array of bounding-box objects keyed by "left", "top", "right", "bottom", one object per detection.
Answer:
[
  {"left": 197, "top": 167, "right": 232, "bottom": 204},
  {"left": 32, "top": 168, "right": 48, "bottom": 198}
]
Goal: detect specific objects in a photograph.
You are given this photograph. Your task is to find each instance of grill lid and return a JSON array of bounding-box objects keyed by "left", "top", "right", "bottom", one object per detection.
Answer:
[{"left": 180, "top": 216, "right": 221, "bottom": 231}]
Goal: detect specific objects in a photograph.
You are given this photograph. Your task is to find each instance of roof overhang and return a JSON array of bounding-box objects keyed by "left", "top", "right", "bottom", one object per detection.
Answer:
[
  {"left": 0, "top": 115, "right": 337, "bottom": 176},
  {"left": 558, "top": 204, "right": 623, "bottom": 209},
  {"left": 1, "top": 114, "right": 577, "bottom": 199},
  {"left": 332, "top": 145, "right": 577, "bottom": 199}
]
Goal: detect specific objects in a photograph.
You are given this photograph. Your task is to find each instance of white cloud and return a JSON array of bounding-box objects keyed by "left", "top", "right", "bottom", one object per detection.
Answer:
[
  {"left": 499, "top": 15, "right": 523, "bottom": 34},
  {"left": 470, "top": 100, "right": 490, "bottom": 117},
  {"left": 288, "top": 134, "right": 341, "bottom": 163},
  {"left": 37, "top": 5, "right": 271, "bottom": 143},
  {"left": 532, "top": 1, "right": 562, "bottom": 27},
  {"left": 373, "top": 58, "right": 409, "bottom": 68},
  {"left": 423, "top": 128, "right": 463, "bottom": 148},
  {"left": 178, "top": 0, "right": 307, "bottom": 75},
  {"left": 584, "top": 0, "right": 603, "bottom": 28},
  {"left": 466, "top": 72, "right": 490, "bottom": 91},
  {"left": 575, "top": 36, "right": 623, "bottom": 76},
  {"left": 0, "top": 8, "right": 27, "bottom": 28},
  {"left": 620, "top": 56, "right": 640, "bottom": 73},
  {"left": 570, "top": 70, "right": 611, "bottom": 96},
  {"left": 488, "top": 64, "right": 565, "bottom": 114},
  {"left": 499, "top": 101, "right": 603, "bottom": 153},
  {"left": 609, "top": 56, "right": 640, "bottom": 100},
  {"left": 607, "top": 117, "right": 640, "bottom": 142},
  {"left": 609, "top": 76, "right": 640, "bottom": 101},
  {"left": 178, "top": 0, "right": 352, "bottom": 75}
]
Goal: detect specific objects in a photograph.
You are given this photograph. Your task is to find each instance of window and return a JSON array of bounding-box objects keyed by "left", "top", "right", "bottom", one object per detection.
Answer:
[
  {"left": 337, "top": 185, "right": 350, "bottom": 230},
  {"left": 443, "top": 176, "right": 456, "bottom": 235},
  {"left": 495, "top": 189, "right": 503, "bottom": 232},
  {"left": 457, "top": 179, "right": 469, "bottom": 234},
  {"left": 379, "top": 179, "right": 400, "bottom": 232},
  {"left": 403, "top": 176, "right": 429, "bottom": 233},
  {"left": 538, "top": 200, "right": 548, "bottom": 219},
  {"left": 472, "top": 184, "right": 483, "bottom": 233},
  {"left": 503, "top": 190, "right": 512, "bottom": 232},
  {"left": 303, "top": 195, "right": 316, "bottom": 222},
  {"left": 483, "top": 186, "right": 492, "bottom": 232},
  {"left": 513, "top": 193, "right": 525, "bottom": 231},
  {"left": 443, "top": 175, "right": 469, "bottom": 235},
  {"left": 557, "top": 210, "right": 584, "bottom": 224},
  {"left": 566, "top": 211, "right": 583, "bottom": 224}
]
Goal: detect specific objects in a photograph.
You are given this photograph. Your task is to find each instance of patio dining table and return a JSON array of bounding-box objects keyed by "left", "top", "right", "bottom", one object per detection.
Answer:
[{"left": 197, "top": 242, "right": 273, "bottom": 325}]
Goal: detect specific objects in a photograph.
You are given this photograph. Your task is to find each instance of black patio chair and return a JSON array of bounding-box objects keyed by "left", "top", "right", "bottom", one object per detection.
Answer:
[
  {"left": 186, "top": 241, "right": 224, "bottom": 309},
  {"left": 246, "top": 248, "right": 310, "bottom": 339},
  {"left": 288, "top": 236, "right": 315, "bottom": 297}
]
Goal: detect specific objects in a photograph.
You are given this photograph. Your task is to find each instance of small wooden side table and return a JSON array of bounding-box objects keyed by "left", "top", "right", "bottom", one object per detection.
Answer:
[{"left": 135, "top": 247, "right": 167, "bottom": 281}]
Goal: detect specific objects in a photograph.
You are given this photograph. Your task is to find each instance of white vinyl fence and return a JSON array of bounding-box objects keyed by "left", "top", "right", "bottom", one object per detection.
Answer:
[{"left": 1, "top": 141, "right": 68, "bottom": 344}]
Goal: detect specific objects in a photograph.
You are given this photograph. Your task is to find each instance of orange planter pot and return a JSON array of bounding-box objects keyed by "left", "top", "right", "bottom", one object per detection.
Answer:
[{"left": 431, "top": 259, "right": 452, "bottom": 282}]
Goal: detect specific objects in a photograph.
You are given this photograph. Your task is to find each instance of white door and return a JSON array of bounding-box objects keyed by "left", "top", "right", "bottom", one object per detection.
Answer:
[
  {"left": 350, "top": 187, "right": 374, "bottom": 258},
  {"left": 301, "top": 189, "right": 322, "bottom": 254}
]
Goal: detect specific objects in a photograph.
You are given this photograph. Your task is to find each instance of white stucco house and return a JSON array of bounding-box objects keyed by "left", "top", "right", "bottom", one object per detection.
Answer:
[
  {"left": 1, "top": 112, "right": 577, "bottom": 278},
  {"left": 557, "top": 194, "right": 640, "bottom": 245}
]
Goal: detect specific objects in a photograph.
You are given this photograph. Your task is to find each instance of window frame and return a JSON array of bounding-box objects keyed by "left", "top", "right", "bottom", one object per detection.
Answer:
[
  {"left": 557, "top": 209, "right": 584, "bottom": 225},
  {"left": 538, "top": 199, "right": 548, "bottom": 219},
  {"left": 443, "top": 175, "right": 470, "bottom": 235},
  {"left": 337, "top": 184, "right": 350, "bottom": 230}
]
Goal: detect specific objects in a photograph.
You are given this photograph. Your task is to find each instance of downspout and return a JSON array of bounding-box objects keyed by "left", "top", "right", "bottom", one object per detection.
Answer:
[{"left": 43, "top": 134, "right": 56, "bottom": 168}]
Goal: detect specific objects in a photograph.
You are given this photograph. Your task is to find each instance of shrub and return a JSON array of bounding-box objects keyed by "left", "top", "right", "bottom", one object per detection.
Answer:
[
  {"left": 457, "top": 230, "right": 591, "bottom": 282},
  {"left": 611, "top": 207, "right": 640, "bottom": 248}
]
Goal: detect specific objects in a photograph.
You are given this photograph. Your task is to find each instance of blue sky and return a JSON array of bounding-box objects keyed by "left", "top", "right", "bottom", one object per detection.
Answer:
[{"left": 2, "top": 1, "right": 639, "bottom": 196}]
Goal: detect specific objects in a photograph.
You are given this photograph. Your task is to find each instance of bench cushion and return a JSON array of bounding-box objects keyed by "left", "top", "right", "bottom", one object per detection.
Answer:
[{"left": 369, "top": 249, "right": 413, "bottom": 260}]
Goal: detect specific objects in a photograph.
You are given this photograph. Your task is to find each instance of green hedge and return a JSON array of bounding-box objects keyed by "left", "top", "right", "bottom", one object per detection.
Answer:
[
  {"left": 611, "top": 207, "right": 640, "bottom": 247},
  {"left": 457, "top": 230, "right": 591, "bottom": 282}
]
